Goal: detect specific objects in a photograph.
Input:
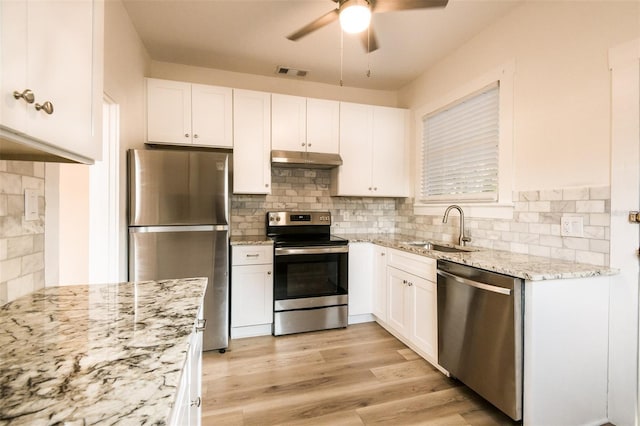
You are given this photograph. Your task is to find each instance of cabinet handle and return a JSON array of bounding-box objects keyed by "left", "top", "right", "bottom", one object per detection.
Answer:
[
  {"left": 368, "top": 187, "right": 372, "bottom": 190},
  {"left": 191, "top": 397, "right": 202, "bottom": 407},
  {"left": 265, "top": 183, "right": 269, "bottom": 188},
  {"left": 13, "top": 89, "right": 35, "bottom": 104},
  {"left": 308, "top": 143, "right": 312, "bottom": 147},
  {"left": 408, "top": 282, "right": 413, "bottom": 287},
  {"left": 245, "top": 253, "right": 260, "bottom": 258},
  {"left": 194, "top": 134, "right": 199, "bottom": 139},
  {"left": 373, "top": 187, "right": 378, "bottom": 191},
  {"left": 267, "top": 271, "right": 272, "bottom": 275},
  {"left": 301, "top": 142, "right": 306, "bottom": 147},
  {"left": 196, "top": 318, "right": 207, "bottom": 332},
  {"left": 184, "top": 133, "right": 190, "bottom": 138},
  {"left": 381, "top": 253, "right": 385, "bottom": 256},
  {"left": 35, "top": 101, "right": 54, "bottom": 115}
]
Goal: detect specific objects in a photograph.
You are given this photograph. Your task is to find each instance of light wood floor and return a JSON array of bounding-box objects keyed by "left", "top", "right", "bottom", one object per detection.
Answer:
[{"left": 201, "top": 322, "right": 520, "bottom": 425}]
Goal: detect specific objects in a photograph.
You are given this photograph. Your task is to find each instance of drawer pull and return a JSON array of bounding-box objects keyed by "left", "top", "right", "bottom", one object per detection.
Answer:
[
  {"left": 246, "top": 253, "right": 260, "bottom": 258},
  {"left": 35, "top": 101, "right": 54, "bottom": 115},
  {"left": 191, "top": 397, "right": 201, "bottom": 407},
  {"left": 13, "top": 89, "right": 35, "bottom": 104}
]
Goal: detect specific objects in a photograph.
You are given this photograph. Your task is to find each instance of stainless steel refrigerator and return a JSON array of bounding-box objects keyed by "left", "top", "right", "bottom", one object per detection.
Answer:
[{"left": 127, "top": 148, "right": 230, "bottom": 352}]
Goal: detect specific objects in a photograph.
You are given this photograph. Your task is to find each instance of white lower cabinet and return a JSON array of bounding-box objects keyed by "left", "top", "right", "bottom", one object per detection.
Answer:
[
  {"left": 347, "top": 242, "right": 374, "bottom": 323},
  {"left": 371, "top": 245, "right": 387, "bottom": 322},
  {"left": 381, "top": 248, "right": 438, "bottom": 365},
  {"left": 231, "top": 245, "right": 274, "bottom": 338},
  {"left": 169, "top": 307, "right": 204, "bottom": 426}
]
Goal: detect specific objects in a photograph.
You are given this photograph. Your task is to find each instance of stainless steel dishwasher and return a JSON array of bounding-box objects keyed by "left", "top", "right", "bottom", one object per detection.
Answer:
[{"left": 437, "top": 260, "right": 524, "bottom": 421}]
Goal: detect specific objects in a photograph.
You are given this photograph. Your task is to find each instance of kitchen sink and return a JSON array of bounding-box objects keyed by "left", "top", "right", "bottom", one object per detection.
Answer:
[{"left": 403, "top": 241, "right": 474, "bottom": 253}]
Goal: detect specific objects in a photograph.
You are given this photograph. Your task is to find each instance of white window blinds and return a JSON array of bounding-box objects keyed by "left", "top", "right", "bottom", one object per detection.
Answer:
[{"left": 420, "top": 83, "right": 500, "bottom": 202}]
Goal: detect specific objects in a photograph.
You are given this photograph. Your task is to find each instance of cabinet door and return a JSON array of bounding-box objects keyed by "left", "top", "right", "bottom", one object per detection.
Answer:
[
  {"left": 191, "top": 84, "right": 232, "bottom": 148},
  {"left": 372, "top": 245, "right": 387, "bottom": 321},
  {"left": 333, "top": 102, "right": 373, "bottom": 196},
  {"left": 387, "top": 266, "right": 410, "bottom": 336},
  {"left": 0, "top": 0, "right": 28, "bottom": 133},
  {"left": 410, "top": 277, "right": 437, "bottom": 361},
  {"left": 372, "top": 106, "right": 409, "bottom": 197},
  {"left": 271, "top": 93, "right": 306, "bottom": 152},
  {"left": 233, "top": 89, "right": 271, "bottom": 194},
  {"left": 231, "top": 264, "right": 273, "bottom": 327},
  {"left": 27, "top": 0, "right": 95, "bottom": 158},
  {"left": 1, "top": 0, "right": 101, "bottom": 161},
  {"left": 306, "top": 98, "right": 339, "bottom": 154},
  {"left": 147, "top": 78, "right": 192, "bottom": 145},
  {"left": 347, "top": 242, "right": 373, "bottom": 317},
  {"left": 189, "top": 309, "right": 204, "bottom": 426}
]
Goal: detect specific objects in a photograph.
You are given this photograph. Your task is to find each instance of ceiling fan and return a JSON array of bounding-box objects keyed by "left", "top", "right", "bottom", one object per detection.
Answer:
[{"left": 286, "top": 0, "right": 449, "bottom": 53}]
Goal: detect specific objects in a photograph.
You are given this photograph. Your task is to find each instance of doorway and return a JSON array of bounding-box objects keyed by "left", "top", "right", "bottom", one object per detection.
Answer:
[
  {"left": 608, "top": 38, "right": 640, "bottom": 425},
  {"left": 88, "top": 96, "right": 120, "bottom": 283}
]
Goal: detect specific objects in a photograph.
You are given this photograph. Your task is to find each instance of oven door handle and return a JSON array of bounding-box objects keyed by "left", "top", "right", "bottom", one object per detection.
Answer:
[{"left": 275, "top": 246, "right": 349, "bottom": 256}]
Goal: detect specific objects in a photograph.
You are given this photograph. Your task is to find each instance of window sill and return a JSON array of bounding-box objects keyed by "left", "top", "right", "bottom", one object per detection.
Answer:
[{"left": 413, "top": 202, "right": 515, "bottom": 219}]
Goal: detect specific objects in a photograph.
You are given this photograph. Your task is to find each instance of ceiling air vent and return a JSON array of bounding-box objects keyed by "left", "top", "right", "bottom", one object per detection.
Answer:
[{"left": 276, "top": 66, "right": 308, "bottom": 78}]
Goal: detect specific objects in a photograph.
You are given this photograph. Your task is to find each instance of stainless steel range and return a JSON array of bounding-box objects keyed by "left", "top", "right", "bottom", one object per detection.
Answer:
[{"left": 266, "top": 211, "right": 349, "bottom": 336}]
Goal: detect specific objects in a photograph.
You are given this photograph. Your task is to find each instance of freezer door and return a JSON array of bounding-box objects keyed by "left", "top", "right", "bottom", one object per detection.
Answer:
[
  {"left": 128, "top": 149, "right": 229, "bottom": 226},
  {"left": 129, "top": 226, "right": 229, "bottom": 351}
]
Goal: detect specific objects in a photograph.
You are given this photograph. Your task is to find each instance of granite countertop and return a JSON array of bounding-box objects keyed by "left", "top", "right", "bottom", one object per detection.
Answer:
[
  {"left": 340, "top": 233, "right": 617, "bottom": 281},
  {"left": 0, "top": 277, "right": 207, "bottom": 425},
  {"left": 230, "top": 235, "right": 273, "bottom": 245}
]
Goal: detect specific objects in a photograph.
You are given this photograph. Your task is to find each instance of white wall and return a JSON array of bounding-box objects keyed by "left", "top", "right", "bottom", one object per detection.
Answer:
[
  {"left": 150, "top": 60, "right": 398, "bottom": 107},
  {"left": 103, "top": 0, "right": 151, "bottom": 281},
  {"left": 398, "top": 1, "right": 640, "bottom": 192}
]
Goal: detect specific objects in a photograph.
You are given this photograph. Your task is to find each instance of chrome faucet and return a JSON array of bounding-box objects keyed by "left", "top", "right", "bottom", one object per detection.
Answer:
[{"left": 442, "top": 205, "right": 471, "bottom": 246}]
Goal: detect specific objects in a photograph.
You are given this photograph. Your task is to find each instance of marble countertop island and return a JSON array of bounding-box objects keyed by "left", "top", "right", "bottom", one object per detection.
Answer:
[{"left": 0, "top": 277, "right": 207, "bottom": 425}]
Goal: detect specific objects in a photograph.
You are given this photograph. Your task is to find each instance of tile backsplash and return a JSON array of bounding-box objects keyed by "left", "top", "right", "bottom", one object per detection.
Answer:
[
  {"left": 231, "top": 167, "right": 610, "bottom": 267},
  {"left": 0, "top": 163, "right": 610, "bottom": 306},
  {"left": 231, "top": 167, "right": 397, "bottom": 236},
  {"left": 0, "top": 161, "right": 45, "bottom": 305}
]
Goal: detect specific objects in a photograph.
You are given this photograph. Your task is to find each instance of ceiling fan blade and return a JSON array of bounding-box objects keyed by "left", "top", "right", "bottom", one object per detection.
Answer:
[
  {"left": 359, "top": 26, "right": 379, "bottom": 53},
  {"left": 286, "top": 9, "right": 340, "bottom": 41},
  {"left": 371, "top": 0, "right": 448, "bottom": 13}
]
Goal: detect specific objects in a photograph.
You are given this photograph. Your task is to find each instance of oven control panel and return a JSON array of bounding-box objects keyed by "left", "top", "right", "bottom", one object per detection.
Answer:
[{"left": 267, "top": 211, "right": 331, "bottom": 226}]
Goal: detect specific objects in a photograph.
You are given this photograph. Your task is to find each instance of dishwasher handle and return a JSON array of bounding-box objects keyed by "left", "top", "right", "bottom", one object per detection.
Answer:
[{"left": 437, "top": 269, "right": 512, "bottom": 296}]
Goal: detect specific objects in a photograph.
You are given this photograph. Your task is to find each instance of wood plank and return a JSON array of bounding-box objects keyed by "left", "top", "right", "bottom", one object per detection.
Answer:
[{"left": 200, "top": 322, "right": 520, "bottom": 425}]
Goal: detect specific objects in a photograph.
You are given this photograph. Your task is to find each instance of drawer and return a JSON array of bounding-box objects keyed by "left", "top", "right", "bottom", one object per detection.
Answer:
[
  {"left": 387, "top": 248, "right": 436, "bottom": 281},
  {"left": 232, "top": 245, "right": 273, "bottom": 265}
]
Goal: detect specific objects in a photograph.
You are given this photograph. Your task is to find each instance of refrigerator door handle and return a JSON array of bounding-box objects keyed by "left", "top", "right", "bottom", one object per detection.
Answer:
[{"left": 129, "top": 225, "right": 229, "bottom": 233}]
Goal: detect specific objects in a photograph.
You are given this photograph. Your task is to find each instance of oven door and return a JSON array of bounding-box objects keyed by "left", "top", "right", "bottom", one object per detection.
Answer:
[{"left": 273, "top": 246, "right": 348, "bottom": 310}]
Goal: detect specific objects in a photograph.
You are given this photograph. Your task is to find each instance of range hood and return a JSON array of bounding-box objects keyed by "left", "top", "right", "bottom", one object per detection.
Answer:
[{"left": 271, "top": 150, "right": 342, "bottom": 169}]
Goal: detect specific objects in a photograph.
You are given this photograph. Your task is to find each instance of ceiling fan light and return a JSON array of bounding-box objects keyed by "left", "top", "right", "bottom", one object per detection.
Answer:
[{"left": 339, "top": 0, "right": 371, "bottom": 34}]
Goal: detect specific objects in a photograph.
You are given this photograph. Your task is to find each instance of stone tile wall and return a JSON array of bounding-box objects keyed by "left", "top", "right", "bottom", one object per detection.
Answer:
[
  {"left": 0, "top": 161, "right": 45, "bottom": 305},
  {"left": 232, "top": 168, "right": 610, "bottom": 267},
  {"left": 231, "top": 167, "right": 397, "bottom": 237},
  {"left": 395, "top": 186, "right": 611, "bottom": 266}
]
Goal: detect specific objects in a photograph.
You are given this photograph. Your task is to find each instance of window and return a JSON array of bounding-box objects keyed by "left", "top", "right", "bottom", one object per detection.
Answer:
[
  {"left": 414, "top": 62, "right": 514, "bottom": 218},
  {"left": 421, "top": 84, "right": 499, "bottom": 202}
]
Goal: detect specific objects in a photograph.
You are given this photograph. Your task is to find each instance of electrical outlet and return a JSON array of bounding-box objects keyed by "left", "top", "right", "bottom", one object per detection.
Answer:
[
  {"left": 24, "top": 189, "right": 39, "bottom": 221},
  {"left": 561, "top": 215, "right": 584, "bottom": 237}
]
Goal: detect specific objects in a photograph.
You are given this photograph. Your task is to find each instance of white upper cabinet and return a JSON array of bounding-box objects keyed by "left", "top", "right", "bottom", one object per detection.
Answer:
[
  {"left": 331, "top": 102, "right": 409, "bottom": 197},
  {"left": 272, "top": 94, "right": 339, "bottom": 154},
  {"left": 0, "top": 0, "right": 103, "bottom": 163},
  {"left": 146, "top": 78, "right": 233, "bottom": 148},
  {"left": 233, "top": 89, "right": 271, "bottom": 194}
]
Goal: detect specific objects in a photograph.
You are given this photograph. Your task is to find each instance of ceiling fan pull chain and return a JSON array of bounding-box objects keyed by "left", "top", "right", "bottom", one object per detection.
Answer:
[
  {"left": 340, "top": 29, "right": 344, "bottom": 86},
  {"left": 367, "top": 26, "right": 371, "bottom": 78}
]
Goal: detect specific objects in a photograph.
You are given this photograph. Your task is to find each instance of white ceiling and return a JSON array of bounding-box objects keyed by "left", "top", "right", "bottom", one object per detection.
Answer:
[{"left": 121, "top": 0, "right": 522, "bottom": 91}]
